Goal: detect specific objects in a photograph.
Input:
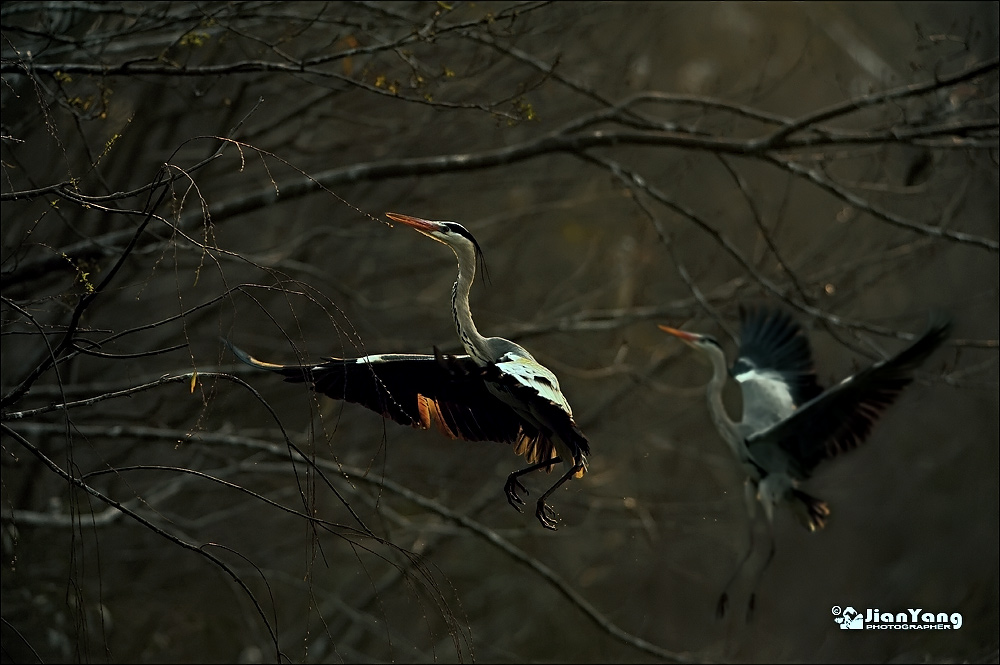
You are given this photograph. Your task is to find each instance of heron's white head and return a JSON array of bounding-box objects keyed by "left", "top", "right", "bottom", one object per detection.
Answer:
[
  {"left": 386, "top": 212, "right": 481, "bottom": 252},
  {"left": 386, "top": 212, "right": 489, "bottom": 285},
  {"left": 658, "top": 324, "right": 724, "bottom": 364}
]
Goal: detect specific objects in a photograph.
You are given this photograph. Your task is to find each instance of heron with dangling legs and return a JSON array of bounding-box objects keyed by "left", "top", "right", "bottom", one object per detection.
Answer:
[
  {"left": 227, "top": 212, "right": 589, "bottom": 530},
  {"left": 659, "top": 306, "right": 950, "bottom": 619}
]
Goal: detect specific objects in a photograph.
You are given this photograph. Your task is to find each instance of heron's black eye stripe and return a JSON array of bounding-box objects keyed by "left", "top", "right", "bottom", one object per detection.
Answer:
[
  {"left": 702, "top": 336, "right": 723, "bottom": 349},
  {"left": 443, "top": 221, "right": 489, "bottom": 282},
  {"left": 442, "top": 222, "right": 476, "bottom": 242}
]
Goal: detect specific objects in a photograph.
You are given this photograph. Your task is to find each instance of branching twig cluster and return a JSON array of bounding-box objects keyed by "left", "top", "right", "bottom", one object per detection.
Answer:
[{"left": 2, "top": 2, "right": 997, "bottom": 663}]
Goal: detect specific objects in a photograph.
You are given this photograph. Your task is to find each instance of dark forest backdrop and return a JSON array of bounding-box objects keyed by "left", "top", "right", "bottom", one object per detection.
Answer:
[{"left": 2, "top": 2, "right": 998, "bottom": 663}]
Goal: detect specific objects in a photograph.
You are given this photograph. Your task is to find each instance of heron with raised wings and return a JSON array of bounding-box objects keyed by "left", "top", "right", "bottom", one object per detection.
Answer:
[
  {"left": 659, "top": 306, "right": 950, "bottom": 616},
  {"left": 228, "top": 213, "right": 589, "bottom": 530}
]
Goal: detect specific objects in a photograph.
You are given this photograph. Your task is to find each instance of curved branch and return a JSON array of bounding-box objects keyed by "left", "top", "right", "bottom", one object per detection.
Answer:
[
  {"left": 9, "top": 420, "right": 699, "bottom": 663},
  {"left": 767, "top": 155, "right": 999, "bottom": 251},
  {"left": 0, "top": 422, "right": 286, "bottom": 661},
  {"left": 758, "top": 56, "right": 1000, "bottom": 147}
]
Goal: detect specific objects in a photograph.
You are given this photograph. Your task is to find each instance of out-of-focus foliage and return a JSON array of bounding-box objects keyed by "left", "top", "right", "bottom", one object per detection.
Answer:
[{"left": 2, "top": 2, "right": 997, "bottom": 663}]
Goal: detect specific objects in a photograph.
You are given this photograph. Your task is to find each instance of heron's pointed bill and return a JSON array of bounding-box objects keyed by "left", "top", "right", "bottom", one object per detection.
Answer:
[
  {"left": 386, "top": 212, "right": 443, "bottom": 236},
  {"left": 658, "top": 324, "right": 700, "bottom": 344}
]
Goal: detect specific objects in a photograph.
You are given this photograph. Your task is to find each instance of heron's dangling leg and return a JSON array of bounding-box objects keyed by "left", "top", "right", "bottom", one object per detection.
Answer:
[
  {"left": 745, "top": 512, "right": 777, "bottom": 622},
  {"left": 533, "top": 459, "right": 584, "bottom": 531},
  {"left": 717, "top": 477, "right": 759, "bottom": 618},
  {"left": 504, "top": 458, "right": 561, "bottom": 511}
]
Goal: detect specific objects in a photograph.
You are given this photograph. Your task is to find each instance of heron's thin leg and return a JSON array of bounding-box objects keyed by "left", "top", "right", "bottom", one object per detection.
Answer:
[
  {"left": 504, "top": 458, "right": 561, "bottom": 511},
  {"left": 533, "top": 460, "right": 582, "bottom": 531},
  {"left": 717, "top": 478, "right": 758, "bottom": 618},
  {"left": 745, "top": 516, "right": 777, "bottom": 621}
]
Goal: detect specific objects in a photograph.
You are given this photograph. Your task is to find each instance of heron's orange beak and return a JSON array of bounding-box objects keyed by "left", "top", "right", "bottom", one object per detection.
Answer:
[
  {"left": 386, "top": 212, "right": 439, "bottom": 233},
  {"left": 658, "top": 324, "right": 699, "bottom": 343}
]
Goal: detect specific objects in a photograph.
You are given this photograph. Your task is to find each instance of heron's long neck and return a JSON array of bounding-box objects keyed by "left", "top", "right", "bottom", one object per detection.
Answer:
[
  {"left": 450, "top": 243, "right": 491, "bottom": 364},
  {"left": 706, "top": 351, "right": 744, "bottom": 461}
]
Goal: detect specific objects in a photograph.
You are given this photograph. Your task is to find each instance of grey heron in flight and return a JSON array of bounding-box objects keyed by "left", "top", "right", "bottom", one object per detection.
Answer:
[
  {"left": 228, "top": 213, "right": 589, "bottom": 530},
  {"left": 659, "top": 306, "right": 950, "bottom": 617}
]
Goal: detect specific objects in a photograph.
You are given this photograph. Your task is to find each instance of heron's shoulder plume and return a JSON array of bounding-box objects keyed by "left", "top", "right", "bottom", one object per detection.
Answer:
[{"left": 491, "top": 353, "right": 566, "bottom": 403}]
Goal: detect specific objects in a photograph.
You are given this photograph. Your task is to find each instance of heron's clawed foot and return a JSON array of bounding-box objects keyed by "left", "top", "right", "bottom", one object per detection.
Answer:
[
  {"left": 535, "top": 498, "right": 560, "bottom": 530},
  {"left": 806, "top": 498, "right": 831, "bottom": 532},
  {"left": 504, "top": 474, "right": 528, "bottom": 512},
  {"left": 715, "top": 592, "right": 729, "bottom": 619},
  {"left": 791, "top": 488, "right": 830, "bottom": 531}
]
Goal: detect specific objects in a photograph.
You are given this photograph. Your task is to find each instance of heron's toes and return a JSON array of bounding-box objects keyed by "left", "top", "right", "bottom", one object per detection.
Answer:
[
  {"left": 535, "top": 499, "right": 559, "bottom": 531},
  {"left": 504, "top": 475, "right": 528, "bottom": 512}
]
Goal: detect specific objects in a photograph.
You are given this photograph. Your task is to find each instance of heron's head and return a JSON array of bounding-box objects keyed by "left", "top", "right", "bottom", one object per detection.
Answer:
[
  {"left": 386, "top": 212, "right": 482, "bottom": 253},
  {"left": 658, "top": 324, "right": 723, "bottom": 362},
  {"left": 386, "top": 212, "right": 489, "bottom": 283}
]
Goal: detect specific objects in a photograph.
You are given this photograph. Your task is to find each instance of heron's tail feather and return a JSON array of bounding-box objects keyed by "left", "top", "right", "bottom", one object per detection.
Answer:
[{"left": 222, "top": 338, "right": 308, "bottom": 374}]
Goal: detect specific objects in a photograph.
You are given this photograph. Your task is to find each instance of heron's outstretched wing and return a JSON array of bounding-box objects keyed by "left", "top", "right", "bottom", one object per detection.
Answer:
[
  {"left": 733, "top": 306, "right": 824, "bottom": 431},
  {"left": 225, "top": 341, "right": 523, "bottom": 444},
  {"left": 746, "top": 318, "right": 950, "bottom": 478}
]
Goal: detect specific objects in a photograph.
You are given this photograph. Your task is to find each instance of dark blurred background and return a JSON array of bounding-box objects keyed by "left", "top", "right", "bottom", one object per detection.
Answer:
[{"left": 2, "top": 2, "right": 997, "bottom": 662}]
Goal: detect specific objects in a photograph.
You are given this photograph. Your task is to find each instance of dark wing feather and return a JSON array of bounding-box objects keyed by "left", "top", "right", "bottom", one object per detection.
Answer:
[
  {"left": 746, "top": 318, "right": 951, "bottom": 478},
  {"left": 734, "top": 305, "right": 823, "bottom": 407},
  {"left": 225, "top": 341, "right": 523, "bottom": 444}
]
